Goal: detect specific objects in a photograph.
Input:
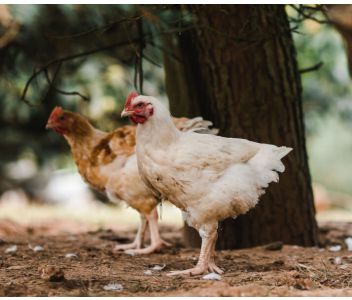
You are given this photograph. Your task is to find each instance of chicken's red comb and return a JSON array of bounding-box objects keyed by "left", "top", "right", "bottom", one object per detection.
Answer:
[
  {"left": 48, "top": 106, "right": 63, "bottom": 121},
  {"left": 125, "top": 91, "right": 138, "bottom": 108}
]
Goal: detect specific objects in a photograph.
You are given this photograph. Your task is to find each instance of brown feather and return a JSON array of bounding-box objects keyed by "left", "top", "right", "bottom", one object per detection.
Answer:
[{"left": 62, "top": 113, "right": 136, "bottom": 193}]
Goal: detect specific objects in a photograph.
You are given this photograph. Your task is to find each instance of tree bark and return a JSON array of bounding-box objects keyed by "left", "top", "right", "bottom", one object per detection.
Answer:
[{"left": 164, "top": 5, "right": 318, "bottom": 249}]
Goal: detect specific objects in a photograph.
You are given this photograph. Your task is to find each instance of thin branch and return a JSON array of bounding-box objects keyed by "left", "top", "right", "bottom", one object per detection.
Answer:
[
  {"left": 302, "top": 14, "right": 330, "bottom": 24},
  {"left": 290, "top": 25, "right": 303, "bottom": 35},
  {"left": 133, "top": 55, "right": 138, "bottom": 92},
  {"left": 44, "top": 68, "right": 89, "bottom": 101},
  {"left": 50, "top": 87, "right": 89, "bottom": 101},
  {"left": 299, "top": 61, "right": 324, "bottom": 74},
  {"left": 142, "top": 53, "right": 162, "bottom": 68},
  {"left": 44, "top": 62, "right": 62, "bottom": 102},
  {"left": 46, "top": 16, "right": 143, "bottom": 40},
  {"left": 148, "top": 40, "right": 182, "bottom": 63},
  {"left": 21, "top": 38, "right": 142, "bottom": 103},
  {"left": 21, "top": 63, "right": 62, "bottom": 107},
  {"left": 290, "top": 5, "right": 330, "bottom": 24},
  {"left": 300, "top": 4, "right": 328, "bottom": 14},
  {"left": 137, "top": 17, "right": 144, "bottom": 94}
]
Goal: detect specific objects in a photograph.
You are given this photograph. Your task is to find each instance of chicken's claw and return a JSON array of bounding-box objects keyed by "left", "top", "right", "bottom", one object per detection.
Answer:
[
  {"left": 167, "top": 262, "right": 223, "bottom": 277},
  {"left": 208, "top": 261, "right": 224, "bottom": 274},
  {"left": 113, "top": 241, "right": 141, "bottom": 252},
  {"left": 167, "top": 266, "right": 207, "bottom": 277},
  {"left": 124, "top": 238, "right": 171, "bottom": 255}
]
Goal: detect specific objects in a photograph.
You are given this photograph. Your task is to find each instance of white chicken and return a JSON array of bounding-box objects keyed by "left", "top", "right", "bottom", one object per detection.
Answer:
[{"left": 121, "top": 92, "right": 292, "bottom": 276}]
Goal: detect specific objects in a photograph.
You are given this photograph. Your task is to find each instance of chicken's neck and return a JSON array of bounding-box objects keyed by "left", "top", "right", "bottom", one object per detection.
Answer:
[
  {"left": 136, "top": 103, "right": 180, "bottom": 148},
  {"left": 65, "top": 128, "right": 109, "bottom": 192},
  {"left": 64, "top": 124, "right": 107, "bottom": 160}
]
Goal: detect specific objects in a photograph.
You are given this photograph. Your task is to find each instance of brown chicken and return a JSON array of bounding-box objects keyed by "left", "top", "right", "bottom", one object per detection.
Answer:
[{"left": 46, "top": 103, "right": 217, "bottom": 254}]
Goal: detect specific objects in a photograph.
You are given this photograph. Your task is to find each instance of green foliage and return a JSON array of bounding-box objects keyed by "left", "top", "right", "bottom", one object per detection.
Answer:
[
  {"left": 289, "top": 7, "right": 352, "bottom": 134},
  {"left": 308, "top": 115, "right": 352, "bottom": 194},
  {"left": 289, "top": 6, "right": 352, "bottom": 195}
]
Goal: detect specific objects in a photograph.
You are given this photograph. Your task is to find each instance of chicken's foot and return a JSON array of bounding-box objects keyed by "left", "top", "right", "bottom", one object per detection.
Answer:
[
  {"left": 168, "top": 224, "right": 222, "bottom": 276},
  {"left": 113, "top": 214, "right": 147, "bottom": 252},
  {"left": 125, "top": 208, "right": 171, "bottom": 255}
]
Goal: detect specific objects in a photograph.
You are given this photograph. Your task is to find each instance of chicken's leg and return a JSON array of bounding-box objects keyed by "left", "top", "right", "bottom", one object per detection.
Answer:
[
  {"left": 125, "top": 207, "right": 171, "bottom": 255},
  {"left": 113, "top": 214, "right": 147, "bottom": 251},
  {"left": 208, "top": 231, "right": 224, "bottom": 274},
  {"left": 168, "top": 222, "right": 221, "bottom": 276}
]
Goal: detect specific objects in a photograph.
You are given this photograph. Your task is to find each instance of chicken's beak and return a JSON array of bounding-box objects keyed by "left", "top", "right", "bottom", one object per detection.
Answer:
[
  {"left": 45, "top": 121, "right": 55, "bottom": 129},
  {"left": 121, "top": 109, "right": 133, "bottom": 118}
]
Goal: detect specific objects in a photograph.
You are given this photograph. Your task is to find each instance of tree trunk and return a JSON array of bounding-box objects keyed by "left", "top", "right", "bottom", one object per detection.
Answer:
[{"left": 164, "top": 5, "right": 318, "bottom": 249}]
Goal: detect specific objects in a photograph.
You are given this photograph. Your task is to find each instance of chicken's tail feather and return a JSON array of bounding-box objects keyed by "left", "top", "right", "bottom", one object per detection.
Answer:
[{"left": 248, "top": 145, "right": 292, "bottom": 188}]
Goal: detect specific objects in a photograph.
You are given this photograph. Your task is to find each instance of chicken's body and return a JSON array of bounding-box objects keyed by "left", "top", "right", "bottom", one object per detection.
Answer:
[
  {"left": 122, "top": 94, "right": 292, "bottom": 275},
  {"left": 66, "top": 125, "right": 157, "bottom": 213},
  {"left": 47, "top": 107, "right": 216, "bottom": 254}
]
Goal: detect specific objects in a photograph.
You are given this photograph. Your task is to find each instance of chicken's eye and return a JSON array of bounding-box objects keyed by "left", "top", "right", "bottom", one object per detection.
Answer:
[
  {"left": 135, "top": 103, "right": 144, "bottom": 109},
  {"left": 59, "top": 116, "right": 65, "bottom": 121}
]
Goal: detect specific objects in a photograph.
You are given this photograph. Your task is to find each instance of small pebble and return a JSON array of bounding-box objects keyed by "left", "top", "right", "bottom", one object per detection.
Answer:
[
  {"left": 125, "top": 251, "right": 135, "bottom": 256},
  {"left": 40, "top": 265, "right": 65, "bottom": 282},
  {"left": 65, "top": 253, "right": 78, "bottom": 258},
  {"left": 293, "top": 278, "right": 314, "bottom": 290},
  {"left": 5, "top": 245, "right": 17, "bottom": 253},
  {"left": 334, "top": 257, "right": 342, "bottom": 265},
  {"left": 151, "top": 264, "right": 166, "bottom": 271},
  {"left": 329, "top": 245, "right": 342, "bottom": 252},
  {"left": 345, "top": 237, "right": 352, "bottom": 251},
  {"left": 29, "top": 245, "right": 44, "bottom": 252},
  {"left": 264, "top": 241, "right": 283, "bottom": 251},
  {"left": 7, "top": 265, "right": 27, "bottom": 270},
  {"left": 103, "top": 283, "right": 123, "bottom": 291},
  {"left": 188, "top": 256, "right": 197, "bottom": 261},
  {"left": 144, "top": 270, "right": 152, "bottom": 276},
  {"left": 202, "top": 272, "right": 221, "bottom": 281}
]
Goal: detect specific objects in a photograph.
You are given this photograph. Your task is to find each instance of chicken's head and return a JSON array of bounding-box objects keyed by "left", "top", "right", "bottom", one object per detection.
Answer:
[
  {"left": 46, "top": 106, "right": 74, "bottom": 135},
  {"left": 121, "top": 91, "right": 154, "bottom": 124}
]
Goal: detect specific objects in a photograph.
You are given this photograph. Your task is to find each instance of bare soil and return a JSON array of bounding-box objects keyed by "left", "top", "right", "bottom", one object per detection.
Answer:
[{"left": 1, "top": 220, "right": 352, "bottom": 296}]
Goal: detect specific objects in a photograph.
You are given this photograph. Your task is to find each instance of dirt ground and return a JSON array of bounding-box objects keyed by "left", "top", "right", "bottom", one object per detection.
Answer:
[{"left": 1, "top": 220, "right": 352, "bottom": 296}]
